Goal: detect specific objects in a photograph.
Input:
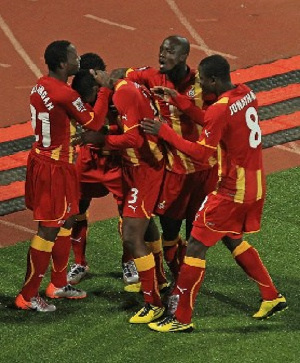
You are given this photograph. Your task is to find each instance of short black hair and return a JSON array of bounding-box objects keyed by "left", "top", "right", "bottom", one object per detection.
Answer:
[
  {"left": 71, "top": 69, "right": 97, "bottom": 102},
  {"left": 80, "top": 52, "right": 106, "bottom": 71},
  {"left": 44, "top": 40, "right": 71, "bottom": 72},
  {"left": 199, "top": 55, "right": 231, "bottom": 82}
]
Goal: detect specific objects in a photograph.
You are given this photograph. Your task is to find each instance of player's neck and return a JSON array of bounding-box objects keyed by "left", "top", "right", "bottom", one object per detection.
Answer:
[
  {"left": 217, "top": 82, "right": 235, "bottom": 97},
  {"left": 48, "top": 70, "right": 68, "bottom": 83},
  {"left": 166, "top": 64, "right": 188, "bottom": 87}
]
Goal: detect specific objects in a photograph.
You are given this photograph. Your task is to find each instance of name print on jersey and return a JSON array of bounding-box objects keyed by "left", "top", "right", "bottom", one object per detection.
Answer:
[
  {"left": 31, "top": 85, "right": 54, "bottom": 111},
  {"left": 229, "top": 90, "right": 256, "bottom": 116}
]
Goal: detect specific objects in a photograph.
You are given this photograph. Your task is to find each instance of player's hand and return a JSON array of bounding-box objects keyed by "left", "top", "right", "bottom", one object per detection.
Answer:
[
  {"left": 90, "top": 69, "right": 114, "bottom": 89},
  {"left": 70, "top": 134, "right": 82, "bottom": 146},
  {"left": 141, "top": 118, "right": 162, "bottom": 135},
  {"left": 81, "top": 130, "right": 106, "bottom": 147},
  {"left": 151, "top": 86, "right": 178, "bottom": 102}
]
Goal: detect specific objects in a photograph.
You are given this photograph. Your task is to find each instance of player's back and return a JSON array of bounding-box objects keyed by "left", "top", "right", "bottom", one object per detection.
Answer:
[
  {"left": 112, "top": 80, "right": 165, "bottom": 168},
  {"left": 222, "top": 84, "right": 262, "bottom": 170},
  {"left": 212, "top": 83, "right": 265, "bottom": 202},
  {"left": 30, "top": 76, "right": 81, "bottom": 162}
]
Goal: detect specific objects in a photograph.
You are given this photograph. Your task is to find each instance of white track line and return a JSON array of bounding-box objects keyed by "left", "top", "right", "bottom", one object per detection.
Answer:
[
  {"left": 0, "top": 63, "right": 11, "bottom": 67},
  {"left": 0, "top": 14, "right": 42, "bottom": 78},
  {"left": 0, "top": 219, "right": 36, "bottom": 234},
  {"left": 85, "top": 14, "right": 136, "bottom": 31},
  {"left": 275, "top": 142, "right": 300, "bottom": 155},
  {"left": 165, "top": 0, "right": 237, "bottom": 59}
]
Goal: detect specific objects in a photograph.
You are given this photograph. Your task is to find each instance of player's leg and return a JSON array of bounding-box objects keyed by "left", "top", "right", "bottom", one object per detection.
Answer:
[
  {"left": 100, "top": 165, "right": 139, "bottom": 286},
  {"left": 149, "top": 235, "right": 208, "bottom": 332},
  {"left": 68, "top": 198, "right": 91, "bottom": 285},
  {"left": 223, "top": 236, "right": 287, "bottom": 319},
  {"left": 118, "top": 204, "right": 139, "bottom": 286},
  {"left": 123, "top": 217, "right": 165, "bottom": 324},
  {"left": 155, "top": 171, "right": 187, "bottom": 281},
  {"left": 160, "top": 215, "right": 184, "bottom": 281},
  {"left": 144, "top": 217, "right": 168, "bottom": 290},
  {"left": 46, "top": 216, "right": 87, "bottom": 300},
  {"left": 149, "top": 192, "right": 221, "bottom": 332},
  {"left": 15, "top": 223, "right": 58, "bottom": 312}
]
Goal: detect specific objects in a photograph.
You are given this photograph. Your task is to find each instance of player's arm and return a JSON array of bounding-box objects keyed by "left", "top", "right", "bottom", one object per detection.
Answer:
[
  {"left": 151, "top": 86, "right": 205, "bottom": 126},
  {"left": 64, "top": 87, "right": 112, "bottom": 131},
  {"left": 125, "top": 67, "right": 152, "bottom": 88},
  {"left": 104, "top": 87, "right": 144, "bottom": 150},
  {"left": 141, "top": 105, "right": 224, "bottom": 162}
]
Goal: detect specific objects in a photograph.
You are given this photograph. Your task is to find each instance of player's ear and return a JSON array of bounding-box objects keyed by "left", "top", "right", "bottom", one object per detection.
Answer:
[
  {"left": 179, "top": 53, "right": 188, "bottom": 62},
  {"left": 59, "top": 61, "right": 67, "bottom": 70}
]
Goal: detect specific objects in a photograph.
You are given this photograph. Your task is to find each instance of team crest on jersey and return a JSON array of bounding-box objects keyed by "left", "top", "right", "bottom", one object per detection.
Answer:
[
  {"left": 187, "top": 87, "right": 195, "bottom": 98},
  {"left": 157, "top": 200, "right": 166, "bottom": 210},
  {"left": 72, "top": 97, "right": 86, "bottom": 112}
]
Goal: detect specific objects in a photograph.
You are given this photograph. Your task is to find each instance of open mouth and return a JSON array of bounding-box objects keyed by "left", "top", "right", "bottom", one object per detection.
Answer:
[{"left": 159, "top": 59, "right": 166, "bottom": 70}]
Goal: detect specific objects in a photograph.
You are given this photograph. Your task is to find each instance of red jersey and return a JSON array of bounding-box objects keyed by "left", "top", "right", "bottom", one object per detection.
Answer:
[
  {"left": 30, "top": 76, "right": 110, "bottom": 163},
  {"left": 104, "top": 80, "right": 164, "bottom": 168},
  {"left": 159, "top": 84, "right": 265, "bottom": 203},
  {"left": 126, "top": 67, "right": 216, "bottom": 174}
]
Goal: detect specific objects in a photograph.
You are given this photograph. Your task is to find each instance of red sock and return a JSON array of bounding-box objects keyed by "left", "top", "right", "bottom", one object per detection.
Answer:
[
  {"left": 173, "top": 257, "right": 206, "bottom": 324},
  {"left": 163, "top": 236, "right": 180, "bottom": 281},
  {"left": 145, "top": 239, "right": 167, "bottom": 286},
  {"left": 233, "top": 241, "right": 278, "bottom": 300},
  {"left": 71, "top": 216, "right": 88, "bottom": 266},
  {"left": 134, "top": 253, "right": 162, "bottom": 307},
  {"left": 20, "top": 235, "right": 54, "bottom": 301},
  {"left": 51, "top": 228, "right": 72, "bottom": 288}
]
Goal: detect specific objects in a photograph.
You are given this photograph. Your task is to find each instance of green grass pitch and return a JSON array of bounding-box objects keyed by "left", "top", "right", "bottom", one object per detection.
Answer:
[{"left": 0, "top": 167, "right": 299, "bottom": 363}]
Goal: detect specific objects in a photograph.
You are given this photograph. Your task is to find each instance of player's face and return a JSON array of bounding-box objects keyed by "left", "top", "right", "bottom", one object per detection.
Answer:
[
  {"left": 85, "top": 85, "right": 99, "bottom": 105},
  {"left": 159, "top": 38, "right": 186, "bottom": 73},
  {"left": 199, "top": 66, "right": 215, "bottom": 94},
  {"left": 66, "top": 44, "right": 81, "bottom": 76}
]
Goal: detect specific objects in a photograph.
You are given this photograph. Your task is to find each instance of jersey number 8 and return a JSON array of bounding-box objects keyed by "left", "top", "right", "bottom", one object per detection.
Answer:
[{"left": 245, "top": 106, "right": 261, "bottom": 148}]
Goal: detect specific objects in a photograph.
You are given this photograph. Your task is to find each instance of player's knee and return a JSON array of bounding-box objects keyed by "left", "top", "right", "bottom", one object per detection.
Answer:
[
  {"left": 186, "top": 236, "right": 208, "bottom": 259},
  {"left": 222, "top": 236, "right": 243, "bottom": 252},
  {"left": 159, "top": 215, "right": 182, "bottom": 240}
]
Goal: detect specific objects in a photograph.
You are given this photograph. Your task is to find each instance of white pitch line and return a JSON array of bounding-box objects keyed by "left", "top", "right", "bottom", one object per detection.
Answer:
[
  {"left": 0, "top": 63, "right": 11, "bottom": 67},
  {"left": 85, "top": 14, "right": 136, "bottom": 31},
  {"left": 0, "top": 14, "right": 42, "bottom": 78},
  {"left": 191, "top": 44, "right": 237, "bottom": 60},
  {"left": 165, "top": 0, "right": 237, "bottom": 59},
  {"left": 0, "top": 219, "right": 36, "bottom": 234},
  {"left": 275, "top": 142, "right": 300, "bottom": 155}
]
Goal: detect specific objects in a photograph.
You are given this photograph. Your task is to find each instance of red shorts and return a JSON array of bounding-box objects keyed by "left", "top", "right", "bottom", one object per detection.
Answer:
[
  {"left": 191, "top": 192, "right": 265, "bottom": 246},
  {"left": 155, "top": 166, "right": 218, "bottom": 220},
  {"left": 122, "top": 163, "right": 164, "bottom": 218},
  {"left": 77, "top": 145, "right": 123, "bottom": 203},
  {"left": 25, "top": 150, "right": 79, "bottom": 227}
]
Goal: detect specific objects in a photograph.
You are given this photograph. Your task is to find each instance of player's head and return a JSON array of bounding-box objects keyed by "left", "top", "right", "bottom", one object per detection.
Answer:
[
  {"left": 198, "top": 55, "right": 231, "bottom": 95},
  {"left": 80, "top": 52, "right": 106, "bottom": 71},
  {"left": 72, "top": 69, "right": 99, "bottom": 104},
  {"left": 44, "top": 40, "right": 80, "bottom": 76},
  {"left": 159, "top": 35, "right": 190, "bottom": 74}
]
